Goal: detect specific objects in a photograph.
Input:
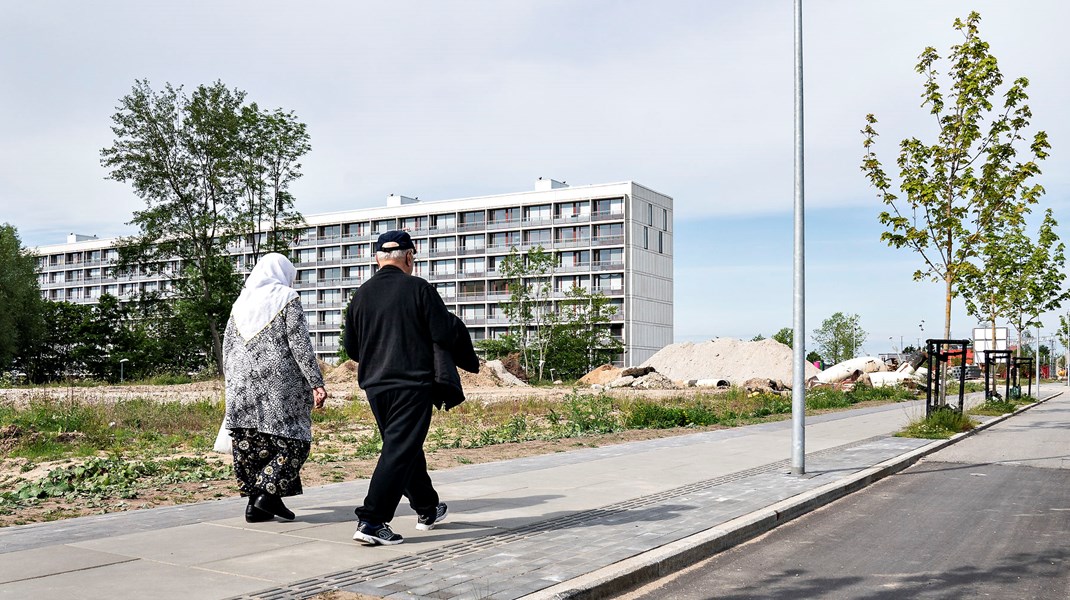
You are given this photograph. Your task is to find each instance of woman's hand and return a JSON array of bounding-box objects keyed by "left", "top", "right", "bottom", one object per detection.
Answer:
[{"left": 313, "top": 386, "right": 327, "bottom": 409}]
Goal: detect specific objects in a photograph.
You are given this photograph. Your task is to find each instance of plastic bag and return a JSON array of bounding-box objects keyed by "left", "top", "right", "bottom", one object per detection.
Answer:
[{"left": 213, "top": 421, "right": 232, "bottom": 454}]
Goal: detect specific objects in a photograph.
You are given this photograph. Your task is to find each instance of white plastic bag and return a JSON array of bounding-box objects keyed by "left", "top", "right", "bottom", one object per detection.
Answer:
[{"left": 213, "top": 421, "right": 232, "bottom": 454}]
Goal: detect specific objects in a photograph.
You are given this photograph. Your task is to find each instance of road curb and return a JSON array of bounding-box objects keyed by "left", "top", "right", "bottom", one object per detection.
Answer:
[{"left": 525, "top": 391, "right": 1064, "bottom": 600}]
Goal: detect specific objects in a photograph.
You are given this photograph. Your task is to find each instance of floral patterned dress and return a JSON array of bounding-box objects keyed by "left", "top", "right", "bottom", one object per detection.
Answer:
[{"left": 224, "top": 297, "right": 324, "bottom": 498}]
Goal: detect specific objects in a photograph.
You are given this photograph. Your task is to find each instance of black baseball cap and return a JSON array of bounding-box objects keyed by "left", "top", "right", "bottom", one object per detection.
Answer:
[{"left": 375, "top": 230, "right": 416, "bottom": 253}]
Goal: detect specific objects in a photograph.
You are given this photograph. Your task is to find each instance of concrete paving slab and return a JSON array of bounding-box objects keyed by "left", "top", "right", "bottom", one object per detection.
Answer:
[
  {"left": 69, "top": 522, "right": 307, "bottom": 566},
  {"left": 197, "top": 539, "right": 393, "bottom": 583},
  {"left": 0, "top": 545, "right": 135, "bottom": 584},
  {"left": 0, "top": 558, "right": 269, "bottom": 600}
]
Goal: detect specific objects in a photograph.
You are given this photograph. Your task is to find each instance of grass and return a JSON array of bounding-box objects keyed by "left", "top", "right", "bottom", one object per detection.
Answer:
[
  {"left": 897, "top": 407, "right": 977, "bottom": 439},
  {"left": 0, "top": 397, "right": 223, "bottom": 461},
  {"left": 0, "top": 384, "right": 919, "bottom": 516}
]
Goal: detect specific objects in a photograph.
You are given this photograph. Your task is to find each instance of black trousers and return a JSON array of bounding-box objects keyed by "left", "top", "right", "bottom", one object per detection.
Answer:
[{"left": 355, "top": 387, "right": 439, "bottom": 524}]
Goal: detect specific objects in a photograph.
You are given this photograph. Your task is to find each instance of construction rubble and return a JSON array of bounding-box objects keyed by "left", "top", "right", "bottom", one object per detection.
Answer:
[{"left": 578, "top": 339, "right": 931, "bottom": 394}]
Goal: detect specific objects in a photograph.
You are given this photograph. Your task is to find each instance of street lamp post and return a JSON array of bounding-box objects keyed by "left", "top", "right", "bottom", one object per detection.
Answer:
[{"left": 119, "top": 358, "right": 129, "bottom": 384}]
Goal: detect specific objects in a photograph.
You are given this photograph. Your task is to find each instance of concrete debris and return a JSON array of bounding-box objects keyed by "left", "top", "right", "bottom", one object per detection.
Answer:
[
  {"left": 484, "top": 360, "right": 529, "bottom": 387},
  {"left": 631, "top": 372, "right": 676, "bottom": 389},
  {"left": 813, "top": 357, "right": 888, "bottom": 385},
  {"left": 620, "top": 366, "right": 656, "bottom": 378},
  {"left": 742, "top": 378, "right": 789, "bottom": 394},
  {"left": 606, "top": 375, "right": 636, "bottom": 388}
]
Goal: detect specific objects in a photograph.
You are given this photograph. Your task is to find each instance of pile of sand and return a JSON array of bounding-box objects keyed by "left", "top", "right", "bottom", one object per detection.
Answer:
[
  {"left": 641, "top": 338, "right": 819, "bottom": 388},
  {"left": 578, "top": 364, "right": 621, "bottom": 386},
  {"left": 325, "top": 360, "right": 359, "bottom": 384},
  {"left": 322, "top": 358, "right": 528, "bottom": 389}
]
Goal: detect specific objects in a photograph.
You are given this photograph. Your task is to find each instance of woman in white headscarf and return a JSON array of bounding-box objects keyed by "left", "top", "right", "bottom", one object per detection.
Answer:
[{"left": 223, "top": 252, "right": 327, "bottom": 522}]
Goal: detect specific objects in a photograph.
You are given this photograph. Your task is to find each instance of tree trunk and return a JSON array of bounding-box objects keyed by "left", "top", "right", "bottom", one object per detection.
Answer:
[{"left": 943, "top": 272, "right": 953, "bottom": 340}]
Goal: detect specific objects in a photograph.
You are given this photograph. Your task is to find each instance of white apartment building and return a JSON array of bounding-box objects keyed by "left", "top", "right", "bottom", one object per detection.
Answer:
[{"left": 33, "top": 179, "right": 673, "bottom": 365}]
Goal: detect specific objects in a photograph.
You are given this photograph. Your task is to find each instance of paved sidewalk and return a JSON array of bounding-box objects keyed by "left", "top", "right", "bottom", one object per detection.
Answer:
[{"left": 0, "top": 389, "right": 1061, "bottom": 600}]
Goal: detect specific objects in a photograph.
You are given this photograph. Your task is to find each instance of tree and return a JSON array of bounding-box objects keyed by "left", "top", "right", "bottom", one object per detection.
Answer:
[
  {"left": 545, "top": 287, "right": 623, "bottom": 380},
  {"left": 812, "top": 312, "right": 867, "bottom": 365},
  {"left": 771, "top": 327, "right": 793, "bottom": 348},
  {"left": 750, "top": 334, "right": 766, "bottom": 341},
  {"left": 235, "top": 105, "right": 310, "bottom": 262},
  {"left": 962, "top": 209, "right": 1068, "bottom": 357},
  {"left": 0, "top": 224, "right": 43, "bottom": 373},
  {"left": 1003, "top": 210, "right": 1069, "bottom": 355},
  {"left": 101, "top": 80, "right": 311, "bottom": 372},
  {"left": 498, "top": 246, "right": 555, "bottom": 379},
  {"left": 861, "top": 12, "right": 1049, "bottom": 339}
]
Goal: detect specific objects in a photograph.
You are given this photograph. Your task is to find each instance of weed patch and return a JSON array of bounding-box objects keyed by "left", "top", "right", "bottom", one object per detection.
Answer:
[{"left": 897, "top": 408, "right": 976, "bottom": 439}]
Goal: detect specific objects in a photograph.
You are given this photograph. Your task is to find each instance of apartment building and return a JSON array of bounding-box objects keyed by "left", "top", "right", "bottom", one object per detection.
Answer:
[{"left": 33, "top": 179, "right": 673, "bottom": 365}]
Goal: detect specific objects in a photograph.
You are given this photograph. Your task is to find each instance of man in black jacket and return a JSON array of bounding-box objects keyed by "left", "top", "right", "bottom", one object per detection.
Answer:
[{"left": 343, "top": 230, "right": 478, "bottom": 545}]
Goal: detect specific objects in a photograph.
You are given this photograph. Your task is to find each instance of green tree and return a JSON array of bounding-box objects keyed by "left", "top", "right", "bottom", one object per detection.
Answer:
[
  {"left": 498, "top": 246, "right": 555, "bottom": 379},
  {"left": 101, "top": 80, "right": 310, "bottom": 372},
  {"left": 26, "top": 301, "right": 94, "bottom": 382},
  {"left": 812, "top": 312, "right": 867, "bottom": 365},
  {"left": 0, "top": 224, "right": 44, "bottom": 373},
  {"left": 861, "top": 12, "right": 1049, "bottom": 339},
  {"left": 771, "top": 327, "right": 793, "bottom": 348},
  {"left": 545, "top": 287, "right": 623, "bottom": 380},
  {"left": 235, "top": 104, "right": 310, "bottom": 262},
  {"left": 750, "top": 334, "right": 766, "bottom": 341},
  {"left": 962, "top": 210, "right": 1068, "bottom": 358}
]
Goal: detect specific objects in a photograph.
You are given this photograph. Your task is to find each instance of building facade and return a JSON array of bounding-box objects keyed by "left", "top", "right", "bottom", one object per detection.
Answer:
[{"left": 33, "top": 179, "right": 673, "bottom": 366}]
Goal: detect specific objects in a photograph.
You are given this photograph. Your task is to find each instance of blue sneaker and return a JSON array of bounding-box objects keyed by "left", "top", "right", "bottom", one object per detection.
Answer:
[
  {"left": 352, "top": 521, "right": 403, "bottom": 545},
  {"left": 416, "top": 503, "right": 448, "bottom": 531}
]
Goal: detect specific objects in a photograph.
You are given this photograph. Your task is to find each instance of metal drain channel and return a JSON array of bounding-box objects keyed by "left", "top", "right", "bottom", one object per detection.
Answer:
[{"left": 231, "top": 435, "right": 888, "bottom": 600}]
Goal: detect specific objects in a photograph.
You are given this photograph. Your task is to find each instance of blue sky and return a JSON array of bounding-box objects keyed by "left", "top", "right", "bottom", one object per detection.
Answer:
[{"left": 3, "top": 1, "right": 1068, "bottom": 354}]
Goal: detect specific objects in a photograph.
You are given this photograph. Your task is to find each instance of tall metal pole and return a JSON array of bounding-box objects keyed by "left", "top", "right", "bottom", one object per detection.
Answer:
[
  {"left": 1036, "top": 324, "right": 1041, "bottom": 397},
  {"left": 791, "top": 0, "right": 807, "bottom": 475}
]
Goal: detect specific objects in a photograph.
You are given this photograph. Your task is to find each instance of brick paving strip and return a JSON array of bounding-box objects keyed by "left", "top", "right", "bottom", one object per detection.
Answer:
[{"left": 229, "top": 434, "right": 932, "bottom": 600}]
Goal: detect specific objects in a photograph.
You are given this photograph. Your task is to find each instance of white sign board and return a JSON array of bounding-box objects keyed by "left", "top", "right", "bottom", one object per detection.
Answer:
[{"left": 972, "top": 326, "right": 1009, "bottom": 358}]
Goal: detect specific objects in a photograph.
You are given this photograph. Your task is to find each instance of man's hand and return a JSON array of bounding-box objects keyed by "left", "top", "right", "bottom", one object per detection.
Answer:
[{"left": 313, "top": 386, "right": 327, "bottom": 409}]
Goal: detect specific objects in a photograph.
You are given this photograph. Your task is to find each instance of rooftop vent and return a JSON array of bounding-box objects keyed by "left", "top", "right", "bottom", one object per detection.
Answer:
[
  {"left": 535, "top": 177, "right": 568, "bottom": 191},
  {"left": 67, "top": 233, "right": 98, "bottom": 243},
  {"left": 387, "top": 194, "right": 419, "bottom": 207}
]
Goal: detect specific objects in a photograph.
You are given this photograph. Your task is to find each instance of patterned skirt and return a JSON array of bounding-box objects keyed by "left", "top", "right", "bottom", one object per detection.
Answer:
[{"left": 230, "top": 428, "right": 311, "bottom": 498}]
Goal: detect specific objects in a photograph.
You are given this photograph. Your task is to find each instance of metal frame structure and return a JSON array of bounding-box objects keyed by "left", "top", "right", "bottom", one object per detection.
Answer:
[
  {"left": 924, "top": 339, "right": 969, "bottom": 416},
  {"left": 1012, "top": 356, "right": 1034, "bottom": 399},
  {"left": 982, "top": 349, "right": 1012, "bottom": 402}
]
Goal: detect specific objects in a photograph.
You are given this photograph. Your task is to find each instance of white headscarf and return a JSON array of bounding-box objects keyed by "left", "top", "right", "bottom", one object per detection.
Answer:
[{"left": 230, "top": 253, "right": 300, "bottom": 341}]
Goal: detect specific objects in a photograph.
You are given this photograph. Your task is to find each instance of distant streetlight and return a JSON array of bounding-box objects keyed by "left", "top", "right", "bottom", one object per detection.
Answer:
[{"left": 119, "top": 358, "right": 130, "bottom": 383}]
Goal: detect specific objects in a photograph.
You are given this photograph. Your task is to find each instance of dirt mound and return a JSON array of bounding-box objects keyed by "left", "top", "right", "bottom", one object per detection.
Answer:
[
  {"left": 325, "top": 360, "right": 359, "bottom": 384},
  {"left": 500, "top": 353, "right": 528, "bottom": 383},
  {"left": 642, "top": 338, "right": 819, "bottom": 388},
  {"left": 579, "top": 364, "right": 621, "bottom": 385}
]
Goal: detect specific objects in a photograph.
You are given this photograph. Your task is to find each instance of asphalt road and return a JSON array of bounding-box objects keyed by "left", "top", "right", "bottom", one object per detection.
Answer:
[{"left": 623, "top": 390, "right": 1070, "bottom": 600}]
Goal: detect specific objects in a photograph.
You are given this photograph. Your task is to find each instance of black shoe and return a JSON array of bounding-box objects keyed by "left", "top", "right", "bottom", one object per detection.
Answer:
[
  {"left": 352, "top": 521, "right": 404, "bottom": 545},
  {"left": 416, "top": 503, "right": 448, "bottom": 530},
  {"left": 245, "top": 496, "right": 273, "bottom": 523},
  {"left": 253, "top": 493, "right": 295, "bottom": 521}
]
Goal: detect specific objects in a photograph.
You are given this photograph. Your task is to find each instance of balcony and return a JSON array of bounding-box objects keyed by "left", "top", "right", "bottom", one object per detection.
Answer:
[
  {"left": 590, "top": 286, "right": 624, "bottom": 297},
  {"left": 554, "top": 214, "right": 590, "bottom": 225},
  {"left": 556, "top": 261, "right": 592, "bottom": 273},
  {"left": 591, "top": 260, "right": 624, "bottom": 271},
  {"left": 592, "top": 235, "right": 624, "bottom": 246},
  {"left": 456, "top": 246, "right": 486, "bottom": 256},
  {"left": 485, "top": 219, "right": 522, "bottom": 231},
  {"left": 429, "top": 248, "right": 457, "bottom": 258},
  {"left": 590, "top": 210, "right": 625, "bottom": 222},
  {"left": 429, "top": 272, "right": 458, "bottom": 281},
  {"left": 553, "top": 238, "right": 592, "bottom": 249},
  {"left": 457, "top": 221, "right": 486, "bottom": 232},
  {"left": 428, "top": 225, "right": 457, "bottom": 235},
  {"left": 294, "top": 280, "right": 319, "bottom": 289}
]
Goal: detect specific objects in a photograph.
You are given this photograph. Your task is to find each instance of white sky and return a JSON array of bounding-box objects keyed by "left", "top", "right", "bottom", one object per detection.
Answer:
[{"left": 3, "top": 1, "right": 1068, "bottom": 353}]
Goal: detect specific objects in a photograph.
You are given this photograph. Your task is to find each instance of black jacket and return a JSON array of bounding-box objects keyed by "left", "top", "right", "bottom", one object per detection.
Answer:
[{"left": 343, "top": 265, "right": 478, "bottom": 404}]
